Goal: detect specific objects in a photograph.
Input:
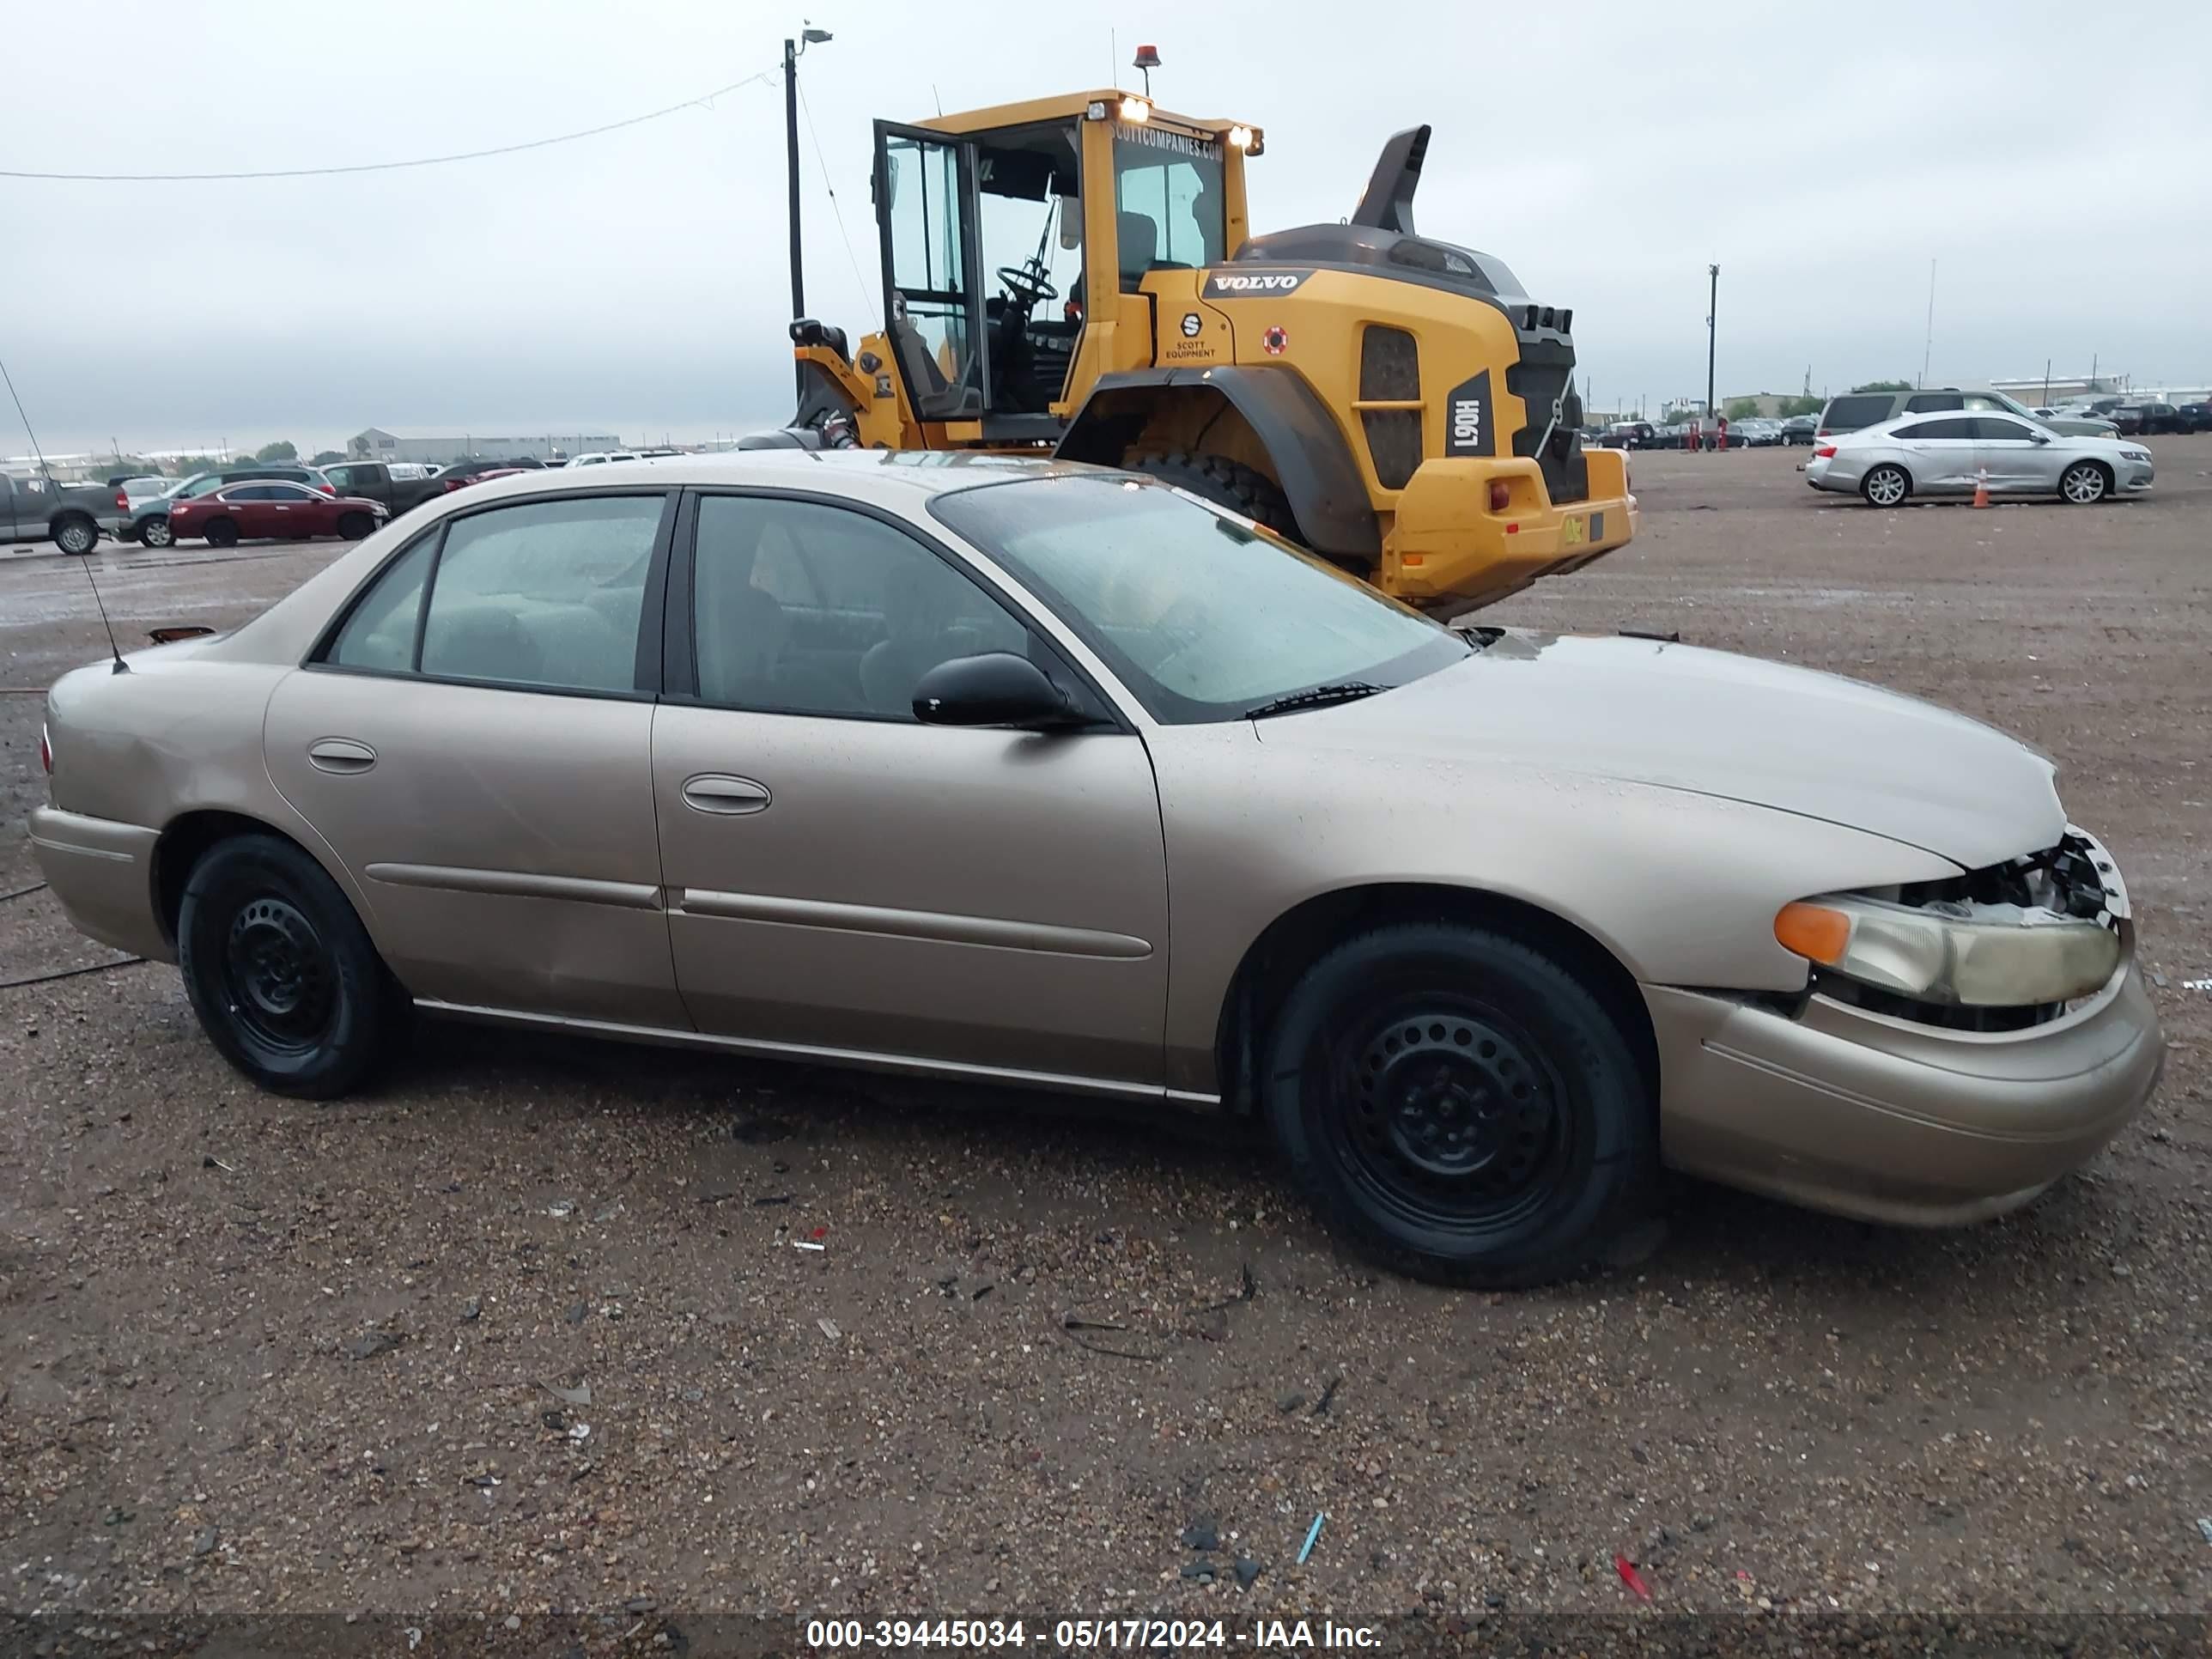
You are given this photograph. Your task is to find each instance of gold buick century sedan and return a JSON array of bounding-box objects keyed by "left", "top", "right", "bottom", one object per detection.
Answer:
[{"left": 30, "top": 453, "right": 2163, "bottom": 1285}]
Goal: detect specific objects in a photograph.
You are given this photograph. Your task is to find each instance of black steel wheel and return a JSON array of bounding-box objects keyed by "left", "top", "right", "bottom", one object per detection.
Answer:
[
  {"left": 203, "top": 517, "right": 240, "bottom": 548},
  {"left": 1262, "top": 922, "right": 1656, "bottom": 1287},
  {"left": 179, "top": 833, "right": 399, "bottom": 1097},
  {"left": 336, "top": 511, "right": 374, "bottom": 540}
]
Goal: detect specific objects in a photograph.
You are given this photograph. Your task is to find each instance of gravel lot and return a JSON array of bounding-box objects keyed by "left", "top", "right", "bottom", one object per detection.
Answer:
[{"left": 3, "top": 445, "right": 2208, "bottom": 1636}]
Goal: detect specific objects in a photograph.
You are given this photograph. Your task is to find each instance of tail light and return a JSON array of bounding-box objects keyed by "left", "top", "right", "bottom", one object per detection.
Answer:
[
  {"left": 1487, "top": 480, "right": 1511, "bottom": 512},
  {"left": 317, "top": 483, "right": 335, "bottom": 495},
  {"left": 1815, "top": 428, "right": 1831, "bottom": 438},
  {"left": 40, "top": 723, "right": 52, "bottom": 775},
  {"left": 1813, "top": 444, "right": 1837, "bottom": 459},
  {"left": 115, "top": 489, "right": 129, "bottom": 509}
]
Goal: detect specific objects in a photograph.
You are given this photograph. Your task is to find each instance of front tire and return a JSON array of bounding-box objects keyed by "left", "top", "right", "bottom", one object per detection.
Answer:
[
  {"left": 1261, "top": 922, "right": 1657, "bottom": 1288},
  {"left": 178, "top": 834, "right": 398, "bottom": 1098},
  {"left": 138, "top": 515, "right": 174, "bottom": 549},
  {"left": 204, "top": 517, "right": 240, "bottom": 548},
  {"left": 1127, "top": 449, "right": 1300, "bottom": 543},
  {"left": 1860, "top": 464, "right": 1911, "bottom": 507},
  {"left": 53, "top": 515, "right": 97, "bottom": 556},
  {"left": 336, "top": 511, "right": 374, "bottom": 541},
  {"left": 2059, "top": 460, "right": 2110, "bottom": 505}
]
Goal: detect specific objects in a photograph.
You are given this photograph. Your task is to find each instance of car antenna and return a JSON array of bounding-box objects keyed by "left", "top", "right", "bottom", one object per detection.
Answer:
[
  {"left": 2, "top": 341, "right": 126, "bottom": 672},
  {"left": 82, "top": 560, "right": 130, "bottom": 675}
]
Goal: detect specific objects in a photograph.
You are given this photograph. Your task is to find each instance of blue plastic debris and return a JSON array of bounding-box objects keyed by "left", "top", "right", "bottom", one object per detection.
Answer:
[{"left": 1297, "top": 1512, "right": 1325, "bottom": 1565}]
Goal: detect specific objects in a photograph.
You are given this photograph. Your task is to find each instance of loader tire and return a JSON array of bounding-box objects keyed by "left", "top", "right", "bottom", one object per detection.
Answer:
[{"left": 1127, "top": 450, "right": 1299, "bottom": 542}]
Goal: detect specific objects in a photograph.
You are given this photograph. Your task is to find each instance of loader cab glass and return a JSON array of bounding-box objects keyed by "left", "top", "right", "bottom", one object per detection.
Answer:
[
  {"left": 878, "top": 125, "right": 985, "bottom": 422},
  {"left": 972, "top": 122, "right": 1086, "bottom": 414},
  {"left": 1111, "top": 127, "right": 1225, "bottom": 292}
]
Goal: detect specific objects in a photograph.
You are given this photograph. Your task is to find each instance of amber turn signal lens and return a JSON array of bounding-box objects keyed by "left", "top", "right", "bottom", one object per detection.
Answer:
[{"left": 1774, "top": 901, "right": 1850, "bottom": 964}]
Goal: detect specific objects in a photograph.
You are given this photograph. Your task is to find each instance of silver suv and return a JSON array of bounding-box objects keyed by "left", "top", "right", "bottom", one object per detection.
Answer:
[{"left": 1816, "top": 387, "right": 2117, "bottom": 441}]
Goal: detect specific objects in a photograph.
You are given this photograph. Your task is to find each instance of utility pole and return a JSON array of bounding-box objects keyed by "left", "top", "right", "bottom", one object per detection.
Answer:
[
  {"left": 2042, "top": 358, "right": 2051, "bottom": 405},
  {"left": 1919, "top": 258, "right": 1936, "bottom": 388},
  {"left": 1705, "top": 264, "right": 1719, "bottom": 422},
  {"left": 785, "top": 27, "right": 833, "bottom": 401}
]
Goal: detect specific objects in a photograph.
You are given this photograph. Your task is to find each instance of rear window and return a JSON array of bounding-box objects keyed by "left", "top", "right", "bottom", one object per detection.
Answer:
[{"left": 1821, "top": 395, "right": 1897, "bottom": 431}]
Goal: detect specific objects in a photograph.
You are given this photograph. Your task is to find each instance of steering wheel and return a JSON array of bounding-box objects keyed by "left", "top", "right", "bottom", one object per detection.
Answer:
[{"left": 996, "top": 257, "right": 1058, "bottom": 306}]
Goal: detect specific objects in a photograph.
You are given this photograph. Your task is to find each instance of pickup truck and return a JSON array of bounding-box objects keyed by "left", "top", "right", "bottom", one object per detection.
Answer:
[
  {"left": 1, "top": 472, "right": 126, "bottom": 554},
  {"left": 317, "top": 460, "right": 449, "bottom": 519}
]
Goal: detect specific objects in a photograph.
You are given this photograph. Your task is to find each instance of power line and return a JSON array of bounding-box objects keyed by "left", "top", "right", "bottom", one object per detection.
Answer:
[
  {"left": 0, "top": 69, "right": 778, "bottom": 182},
  {"left": 793, "top": 75, "right": 874, "bottom": 316}
]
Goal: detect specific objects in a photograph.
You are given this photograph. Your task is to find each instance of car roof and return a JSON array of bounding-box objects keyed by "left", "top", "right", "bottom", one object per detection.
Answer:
[{"left": 448, "top": 448, "right": 1106, "bottom": 512}]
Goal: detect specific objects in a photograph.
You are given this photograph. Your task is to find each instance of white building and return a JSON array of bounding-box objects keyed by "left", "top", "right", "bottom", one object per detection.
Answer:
[{"left": 349, "top": 428, "right": 622, "bottom": 465}]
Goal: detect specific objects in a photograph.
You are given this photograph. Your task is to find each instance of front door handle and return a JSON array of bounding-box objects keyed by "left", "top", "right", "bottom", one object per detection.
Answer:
[
  {"left": 307, "top": 738, "right": 377, "bottom": 775},
  {"left": 681, "top": 774, "right": 771, "bottom": 815}
]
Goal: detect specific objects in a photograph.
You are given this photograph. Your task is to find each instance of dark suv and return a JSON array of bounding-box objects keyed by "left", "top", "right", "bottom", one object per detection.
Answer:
[{"left": 2109, "top": 403, "right": 2186, "bottom": 436}]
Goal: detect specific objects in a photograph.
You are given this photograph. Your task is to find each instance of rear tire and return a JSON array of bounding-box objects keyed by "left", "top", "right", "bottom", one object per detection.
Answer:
[
  {"left": 178, "top": 834, "right": 398, "bottom": 1098},
  {"left": 204, "top": 518, "right": 240, "bottom": 548},
  {"left": 2059, "top": 460, "right": 2110, "bottom": 505},
  {"left": 52, "top": 515, "right": 97, "bottom": 556},
  {"left": 1860, "top": 464, "right": 1911, "bottom": 507},
  {"left": 138, "top": 515, "right": 173, "bottom": 549},
  {"left": 336, "top": 511, "right": 373, "bottom": 541},
  {"left": 1127, "top": 449, "right": 1300, "bottom": 542},
  {"left": 1261, "top": 922, "right": 1658, "bottom": 1288}
]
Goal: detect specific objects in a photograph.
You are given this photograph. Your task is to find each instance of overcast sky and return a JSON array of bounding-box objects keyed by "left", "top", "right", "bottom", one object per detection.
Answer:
[{"left": 8, "top": 1, "right": 2209, "bottom": 457}]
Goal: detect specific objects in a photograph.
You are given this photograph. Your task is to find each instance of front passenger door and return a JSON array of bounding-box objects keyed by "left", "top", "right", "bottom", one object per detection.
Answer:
[
  {"left": 1971, "top": 416, "right": 2052, "bottom": 493},
  {"left": 651, "top": 490, "right": 1170, "bottom": 1087}
]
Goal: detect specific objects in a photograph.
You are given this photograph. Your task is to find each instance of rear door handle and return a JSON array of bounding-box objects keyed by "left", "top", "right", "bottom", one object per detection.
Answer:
[
  {"left": 307, "top": 738, "right": 377, "bottom": 775},
  {"left": 681, "top": 774, "right": 771, "bottom": 815}
]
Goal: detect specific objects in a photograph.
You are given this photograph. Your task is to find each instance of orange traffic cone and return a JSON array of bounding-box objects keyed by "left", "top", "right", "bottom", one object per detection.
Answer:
[{"left": 1972, "top": 467, "right": 1990, "bottom": 508}]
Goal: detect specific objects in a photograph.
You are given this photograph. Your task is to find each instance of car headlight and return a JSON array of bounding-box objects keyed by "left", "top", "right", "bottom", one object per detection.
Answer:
[
  {"left": 1775, "top": 894, "right": 2121, "bottom": 1007},
  {"left": 2122, "top": 447, "right": 2151, "bottom": 462}
]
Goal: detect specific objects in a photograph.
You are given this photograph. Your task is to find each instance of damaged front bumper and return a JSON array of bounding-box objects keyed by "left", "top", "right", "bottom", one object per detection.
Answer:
[{"left": 1644, "top": 827, "right": 2163, "bottom": 1224}]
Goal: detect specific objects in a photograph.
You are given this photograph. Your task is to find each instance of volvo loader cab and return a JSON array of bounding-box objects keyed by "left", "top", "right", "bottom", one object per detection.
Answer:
[{"left": 779, "top": 90, "right": 1636, "bottom": 617}]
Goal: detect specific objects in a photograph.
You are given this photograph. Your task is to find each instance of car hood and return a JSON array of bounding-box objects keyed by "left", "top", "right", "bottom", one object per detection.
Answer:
[{"left": 1252, "top": 632, "right": 2063, "bottom": 869}]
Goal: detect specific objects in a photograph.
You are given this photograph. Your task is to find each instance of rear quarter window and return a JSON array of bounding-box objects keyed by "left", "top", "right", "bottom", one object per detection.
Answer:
[{"left": 1823, "top": 395, "right": 1898, "bottom": 430}]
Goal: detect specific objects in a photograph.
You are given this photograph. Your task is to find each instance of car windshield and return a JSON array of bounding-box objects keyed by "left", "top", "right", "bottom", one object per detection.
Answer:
[{"left": 930, "top": 474, "right": 1468, "bottom": 724}]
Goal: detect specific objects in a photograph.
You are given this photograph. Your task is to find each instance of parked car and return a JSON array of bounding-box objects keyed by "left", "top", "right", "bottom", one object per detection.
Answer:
[
  {"left": 1778, "top": 414, "right": 1819, "bottom": 446},
  {"left": 1805, "top": 413, "right": 2153, "bottom": 506},
  {"left": 167, "top": 479, "right": 387, "bottom": 546},
  {"left": 129, "top": 465, "right": 336, "bottom": 549},
  {"left": 1817, "top": 387, "right": 2115, "bottom": 441},
  {"left": 1600, "top": 422, "right": 1656, "bottom": 450},
  {"left": 2107, "top": 403, "right": 2186, "bottom": 436},
  {"left": 2177, "top": 402, "right": 2212, "bottom": 433},
  {"left": 1730, "top": 419, "right": 1784, "bottom": 447},
  {"left": 28, "top": 453, "right": 2162, "bottom": 1286},
  {"left": 318, "top": 460, "right": 451, "bottom": 520},
  {"left": 1, "top": 471, "right": 128, "bottom": 553},
  {"left": 566, "top": 451, "right": 643, "bottom": 468}
]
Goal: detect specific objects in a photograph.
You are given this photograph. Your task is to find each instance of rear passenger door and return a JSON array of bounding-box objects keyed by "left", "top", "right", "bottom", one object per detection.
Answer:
[
  {"left": 264, "top": 489, "right": 687, "bottom": 1027},
  {"left": 1892, "top": 416, "right": 1978, "bottom": 492}
]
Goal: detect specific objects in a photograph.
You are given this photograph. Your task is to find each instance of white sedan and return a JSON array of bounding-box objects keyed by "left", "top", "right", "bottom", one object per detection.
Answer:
[{"left": 1806, "top": 411, "right": 2154, "bottom": 506}]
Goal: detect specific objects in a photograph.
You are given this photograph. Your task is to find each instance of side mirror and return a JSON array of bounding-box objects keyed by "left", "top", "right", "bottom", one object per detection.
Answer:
[
  {"left": 2030, "top": 430, "right": 2051, "bottom": 444},
  {"left": 913, "top": 652, "right": 1085, "bottom": 730}
]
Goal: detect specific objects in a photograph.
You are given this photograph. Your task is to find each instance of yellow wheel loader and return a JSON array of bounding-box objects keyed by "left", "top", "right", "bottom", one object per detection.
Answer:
[{"left": 769, "top": 90, "right": 1635, "bottom": 617}]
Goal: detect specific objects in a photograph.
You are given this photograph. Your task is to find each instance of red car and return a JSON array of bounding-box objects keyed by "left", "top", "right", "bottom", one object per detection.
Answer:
[{"left": 167, "top": 480, "right": 388, "bottom": 547}]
